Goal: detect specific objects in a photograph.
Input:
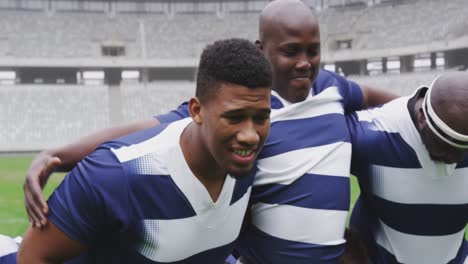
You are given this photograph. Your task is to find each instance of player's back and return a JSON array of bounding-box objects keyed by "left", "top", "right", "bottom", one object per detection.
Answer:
[{"left": 347, "top": 93, "right": 468, "bottom": 264}]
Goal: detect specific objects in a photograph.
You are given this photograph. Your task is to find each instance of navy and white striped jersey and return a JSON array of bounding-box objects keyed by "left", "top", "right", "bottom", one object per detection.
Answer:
[
  {"left": 0, "top": 235, "right": 19, "bottom": 264},
  {"left": 348, "top": 88, "right": 468, "bottom": 264},
  {"left": 47, "top": 118, "right": 255, "bottom": 263},
  {"left": 236, "top": 70, "right": 363, "bottom": 264},
  {"left": 157, "top": 69, "right": 364, "bottom": 263}
]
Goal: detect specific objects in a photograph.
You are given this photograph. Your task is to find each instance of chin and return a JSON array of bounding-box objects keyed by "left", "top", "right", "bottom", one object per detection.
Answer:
[
  {"left": 228, "top": 167, "right": 253, "bottom": 179},
  {"left": 292, "top": 91, "right": 310, "bottom": 103}
]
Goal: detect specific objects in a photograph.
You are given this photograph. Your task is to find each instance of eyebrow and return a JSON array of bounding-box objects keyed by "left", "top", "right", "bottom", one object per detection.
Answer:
[{"left": 223, "top": 108, "right": 271, "bottom": 115}]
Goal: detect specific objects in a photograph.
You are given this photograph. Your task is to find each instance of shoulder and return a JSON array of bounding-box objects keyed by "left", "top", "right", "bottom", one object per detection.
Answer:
[
  {"left": 104, "top": 118, "right": 191, "bottom": 178},
  {"left": 314, "top": 69, "right": 352, "bottom": 92},
  {"left": 103, "top": 118, "right": 190, "bottom": 156},
  {"left": 353, "top": 96, "right": 409, "bottom": 124}
]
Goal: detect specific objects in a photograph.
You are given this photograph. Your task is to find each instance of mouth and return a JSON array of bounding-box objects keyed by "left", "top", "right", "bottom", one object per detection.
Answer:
[
  {"left": 233, "top": 149, "right": 254, "bottom": 157},
  {"left": 231, "top": 148, "right": 256, "bottom": 165},
  {"left": 292, "top": 76, "right": 311, "bottom": 81},
  {"left": 290, "top": 76, "right": 312, "bottom": 86}
]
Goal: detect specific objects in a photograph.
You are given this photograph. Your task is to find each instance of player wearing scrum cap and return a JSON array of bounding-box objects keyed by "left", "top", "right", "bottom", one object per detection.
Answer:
[{"left": 347, "top": 72, "right": 468, "bottom": 264}]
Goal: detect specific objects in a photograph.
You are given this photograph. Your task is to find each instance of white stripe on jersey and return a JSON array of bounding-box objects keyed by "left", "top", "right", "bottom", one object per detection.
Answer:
[
  {"left": 254, "top": 142, "right": 350, "bottom": 186},
  {"left": 137, "top": 186, "right": 252, "bottom": 262},
  {"left": 375, "top": 220, "right": 465, "bottom": 264},
  {"left": 370, "top": 164, "right": 468, "bottom": 204},
  {"left": 0, "top": 234, "right": 19, "bottom": 256},
  {"left": 251, "top": 202, "right": 347, "bottom": 245},
  {"left": 270, "top": 86, "right": 344, "bottom": 122},
  {"left": 111, "top": 118, "right": 192, "bottom": 163}
]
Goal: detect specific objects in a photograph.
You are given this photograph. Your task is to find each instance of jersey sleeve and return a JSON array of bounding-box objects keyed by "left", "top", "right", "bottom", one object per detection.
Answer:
[
  {"left": 340, "top": 78, "right": 364, "bottom": 113},
  {"left": 314, "top": 70, "right": 364, "bottom": 113},
  {"left": 346, "top": 112, "right": 368, "bottom": 178},
  {"left": 47, "top": 147, "right": 129, "bottom": 245},
  {"left": 155, "top": 102, "right": 190, "bottom": 123}
]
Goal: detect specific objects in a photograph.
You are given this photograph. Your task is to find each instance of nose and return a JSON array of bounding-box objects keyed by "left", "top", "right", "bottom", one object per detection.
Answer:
[
  {"left": 237, "top": 121, "right": 260, "bottom": 147},
  {"left": 295, "top": 54, "right": 311, "bottom": 72}
]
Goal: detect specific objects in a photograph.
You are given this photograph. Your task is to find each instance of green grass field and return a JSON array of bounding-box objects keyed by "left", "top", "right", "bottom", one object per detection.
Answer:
[
  {"left": 0, "top": 155, "right": 65, "bottom": 237},
  {"left": 0, "top": 155, "right": 466, "bottom": 240}
]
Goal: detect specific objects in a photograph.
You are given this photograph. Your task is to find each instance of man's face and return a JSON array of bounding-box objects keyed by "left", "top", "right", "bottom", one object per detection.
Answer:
[
  {"left": 260, "top": 18, "right": 320, "bottom": 103},
  {"left": 199, "top": 83, "right": 271, "bottom": 178},
  {"left": 420, "top": 122, "right": 466, "bottom": 164}
]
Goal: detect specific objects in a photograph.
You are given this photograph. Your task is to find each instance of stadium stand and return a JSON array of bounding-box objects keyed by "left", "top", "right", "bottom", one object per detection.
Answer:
[
  {"left": 348, "top": 70, "right": 453, "bottom": 96},
  {"left": 0, "top": 0, "right": 467, "bottom": 60},
  {"left": 0, "top": 85, "right": 109, "bottom": 151},
  {"left": 2, "top": 0, "right": 468, "bottom": 152},
  {"left": 120, "top": 81, "right": 194, "bottom": 122}
]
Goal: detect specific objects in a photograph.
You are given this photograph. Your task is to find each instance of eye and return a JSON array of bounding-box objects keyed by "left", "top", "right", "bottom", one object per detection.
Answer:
[
  {"left": 253, "top": 114, "right": 270, "bottom": 125},
  {"left": 225, "top": 115, "right": 244, "bottom": 124},
  {"left": 282, "top": 47, "right": 299, "bottom": 56},
  {"left": 307, "top": 48, "right": 319, "bottom": 57}
]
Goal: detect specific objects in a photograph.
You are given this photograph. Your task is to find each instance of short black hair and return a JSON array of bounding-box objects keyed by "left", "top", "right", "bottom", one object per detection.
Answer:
[{"left": 196, "top": 38, "right": 272, "bottom": 102}]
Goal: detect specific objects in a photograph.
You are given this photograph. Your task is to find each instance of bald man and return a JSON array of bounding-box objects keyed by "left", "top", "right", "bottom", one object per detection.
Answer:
[
  {"left": 24, "top": 1, "right": 395, "bottom": 263},
  {"left": 347, "top": 72, "right": 468, "bottom": 264}
]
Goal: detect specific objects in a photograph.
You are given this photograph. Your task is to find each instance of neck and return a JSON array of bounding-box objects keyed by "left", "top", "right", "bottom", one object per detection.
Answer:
[{"left": 180, "top": 123, "right": 227, "bottom": 202}]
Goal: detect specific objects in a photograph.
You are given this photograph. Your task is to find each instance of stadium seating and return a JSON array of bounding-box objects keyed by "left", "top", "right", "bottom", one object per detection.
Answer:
[
  {"left": 1, "top": 0, "right": 468, "bottom": 152},
  {"left": 0, "top": 85, "right": 109, "bottom": 151},
  {"left": 0, "top": 0, "right": 467, "bottom": 59},
  {"left": 120, "top": 81, "right": 195, "bottom": 122},
  {"left": 348, "top": 70, "right": 451, "bottom": 96}
]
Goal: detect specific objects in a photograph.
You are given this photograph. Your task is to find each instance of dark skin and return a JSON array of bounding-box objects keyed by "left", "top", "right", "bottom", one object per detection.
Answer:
[
  {"left": 182, "top": 84, "right": 271, "bottom": 201},
  {"left": 257, "top": 0, "right": 395, "bottom": 105},
  {"left": 18, "top": 84, "right": 271, "bottom": 263},
  {"left": 257, "top": 0, "right": 321, "bottom": 103},
  {"left": 415, "top": 72, "right": 468, "bottom": 164},
  {"left": 24, "top": 0, "right": 397, "bottom": 228},
  {"left": 339, "top": 228, "right": 369, "bottom": 264}
]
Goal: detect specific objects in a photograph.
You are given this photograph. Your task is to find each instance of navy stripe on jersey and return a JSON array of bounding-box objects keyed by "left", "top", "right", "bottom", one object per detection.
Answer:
[
  {"left": 0, "top": 253, "right": 16, "bottom": 264},
  {"left": 271, "top": 95, "right": 284, "bottom": 109},
  {"left": 371, "top": 194, "right": 468, "bottom": 236},
  {"left": 252, "top": 173, "right": 350, "bottom": 211},
  {"left": 374, "top": 240, "right": 467, "bottom": 264},
  {"left": 127, "top": 173, "right": 196, "bottom": 219},
  {"left": 156, "top": 102, "right": 189, "bottom": 124},
  {"left": 106, "top": 122, "right": 172, "bottom": 150},
  {"left": 313, "top": 69, "right": 363, "bottom": 113},
  {"left": 347, "top": 113, "right": 421, "bottom": 169},
  {"left": 238, "top": 225, "right": 345, "bottom": 264},
  {"left": 231, "top": 166, "right": 256, "bottom": 205},
  {"left": 258, "top": 113, "right": 349, "bottom": 159},
  {"left": 67, "top": 240, "right": 237, "bottom": 264}
]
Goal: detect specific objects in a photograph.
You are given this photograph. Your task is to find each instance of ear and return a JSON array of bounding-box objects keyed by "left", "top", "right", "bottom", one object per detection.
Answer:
[
  {"left": 255, "top": 40, "right": 263, "bottom": 51},
  {"left": 188, "top": 97, "right": 202, "bottom": 124},
  {"left": 416, "top": 104, "right": 427, "bottom": 132}
]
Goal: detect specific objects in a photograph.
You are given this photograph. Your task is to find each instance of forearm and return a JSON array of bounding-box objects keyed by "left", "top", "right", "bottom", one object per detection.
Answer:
[
  {"left": 18, "top": 223, "right": 86, "bottom": 264},
  {"left": 46, "top": 118, "right": 160, "bottom": 172},
  {"left": 360, "top": 85, "right": 399, "bottom": 109},
  {"left": 17, "top": 254, "right": 60, "bottom": 264}
]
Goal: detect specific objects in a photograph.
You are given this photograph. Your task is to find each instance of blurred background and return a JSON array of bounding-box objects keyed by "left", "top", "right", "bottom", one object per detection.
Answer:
[
  {"left": 0, "top": 0, "right": 467, "bottom": 237},
  {"left": 1, "top": 0, "right": 468, "bottom": 151}
]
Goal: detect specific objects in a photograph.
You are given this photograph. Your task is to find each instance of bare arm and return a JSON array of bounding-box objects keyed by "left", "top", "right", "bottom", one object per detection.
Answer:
[
  {"left": 17, "top": 222, "right": 86, "bottom": 264},
  {"left": 360, "top": 84, "right": 399, "bottom": 109},
  {"left": 24, "top": 118, "right": 159, "bottom": 228}
]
